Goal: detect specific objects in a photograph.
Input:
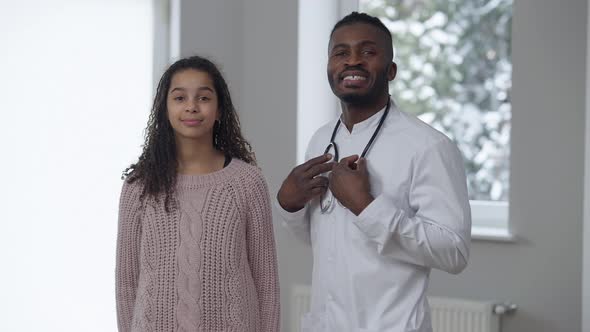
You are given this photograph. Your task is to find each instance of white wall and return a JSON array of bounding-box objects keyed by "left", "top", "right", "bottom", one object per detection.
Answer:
[
  {"left": 177, "top": 1, "right": 587, "bottom": 331},
  {"left": 297, "top": 0, "right": 340, "bottom": 163},
  {"left": 178, "top": 0, "right": 244, "bottom": 109},
  {"left": 584, "top": 0, "right": 590, "bottom": 330}
]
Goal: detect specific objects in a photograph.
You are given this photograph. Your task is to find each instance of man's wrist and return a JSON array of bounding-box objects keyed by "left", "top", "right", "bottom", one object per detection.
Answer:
[
  {"left": 277, "top": 193, "right": 305, "bottom": 213},
  {"left": 350, "top": 194, "right": 374, "bottom": 216}
]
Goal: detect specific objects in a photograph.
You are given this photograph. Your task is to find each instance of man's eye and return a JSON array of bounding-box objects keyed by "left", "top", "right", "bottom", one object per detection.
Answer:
[{"left": 362, "top": 50, "right": 376, "bottom": 55}]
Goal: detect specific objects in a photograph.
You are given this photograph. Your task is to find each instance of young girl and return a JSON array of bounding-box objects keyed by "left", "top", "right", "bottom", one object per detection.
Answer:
[{"left": 116, "top": 55, "right": 279, "bottom": 332}]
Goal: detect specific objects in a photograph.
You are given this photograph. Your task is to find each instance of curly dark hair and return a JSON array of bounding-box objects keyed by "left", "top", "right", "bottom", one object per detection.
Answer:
[{"left": 123, "top": 55, "right": 256, "bottom": 209}]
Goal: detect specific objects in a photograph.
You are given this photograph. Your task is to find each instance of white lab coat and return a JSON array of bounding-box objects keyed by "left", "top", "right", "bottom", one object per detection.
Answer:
[{"left": 276, "top": 100, "right": 471, "bottom": 332}]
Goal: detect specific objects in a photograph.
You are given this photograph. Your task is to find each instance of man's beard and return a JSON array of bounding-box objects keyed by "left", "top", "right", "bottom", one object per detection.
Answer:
[{"left": 339, "top": 90, "right": 377, "bottom": 105}]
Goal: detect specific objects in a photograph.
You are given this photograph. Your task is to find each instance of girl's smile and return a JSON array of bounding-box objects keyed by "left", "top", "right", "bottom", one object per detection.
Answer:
[{"left": 181, "top": 118, "right": 204, "bottom": 126}]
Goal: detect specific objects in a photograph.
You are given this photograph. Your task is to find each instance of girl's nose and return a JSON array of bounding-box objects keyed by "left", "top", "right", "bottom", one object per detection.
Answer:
[{"left": 186, "top": 100, "right": 199, "bottom": 113}]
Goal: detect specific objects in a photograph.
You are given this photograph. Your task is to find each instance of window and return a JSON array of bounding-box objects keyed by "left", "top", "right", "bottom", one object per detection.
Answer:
[
  {"left": 359, "top": 0, "right": 512, "bottom": 201},
  {"left": 0, "top": 0, "right": 169, "bottom": 330}
]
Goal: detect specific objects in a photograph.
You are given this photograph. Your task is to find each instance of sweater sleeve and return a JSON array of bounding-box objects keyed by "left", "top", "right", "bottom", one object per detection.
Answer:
[
  {"left": 245, "top": 169, "right": 280, "bottom": 332},
  {"left": 115, "top": 180, "right": 142, "bottom": 332}
]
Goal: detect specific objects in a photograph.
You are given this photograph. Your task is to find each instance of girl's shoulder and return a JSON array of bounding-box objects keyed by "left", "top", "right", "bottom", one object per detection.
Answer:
[
  {"left": 119, "top": 177, "right": 144, "bottom": 201},
  {"left": 229, "top": 159, "right": 268, "bottom": 189},
  {"left": 117, "top": 178, "right": 146, "bottom": 216}
]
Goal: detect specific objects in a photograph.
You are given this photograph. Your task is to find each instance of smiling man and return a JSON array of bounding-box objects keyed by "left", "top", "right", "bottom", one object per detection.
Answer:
[{"left": 276, "top": 12, "right": 471, "bottom": 332}]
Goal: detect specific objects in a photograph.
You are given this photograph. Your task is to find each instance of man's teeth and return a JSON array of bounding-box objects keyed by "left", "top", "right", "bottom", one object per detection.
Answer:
[{"left": 343, "top": 75, "right": 367, "bottom": 81}]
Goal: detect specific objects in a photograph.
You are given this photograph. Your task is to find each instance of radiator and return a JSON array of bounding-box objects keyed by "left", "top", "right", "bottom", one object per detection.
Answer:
[
  {"left": 429, "top": 296, "right": 499, "bottom": 332},
  {"left": 291, "top": 284, "right": 312, "bottom": 332},
  {"left": 291, "top": 285, "right": 514, "bottom": 332}
]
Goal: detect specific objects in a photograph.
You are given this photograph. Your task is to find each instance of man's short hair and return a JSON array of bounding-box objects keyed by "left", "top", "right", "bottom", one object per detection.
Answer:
[{"left": 330, "top": 11, "right": 394, "bottom": 60}]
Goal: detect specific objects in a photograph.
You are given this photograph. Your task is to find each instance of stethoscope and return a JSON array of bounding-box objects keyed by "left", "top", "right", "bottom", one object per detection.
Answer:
[{"left": 320, "top": 97, "right": 391, "bottom": 213}]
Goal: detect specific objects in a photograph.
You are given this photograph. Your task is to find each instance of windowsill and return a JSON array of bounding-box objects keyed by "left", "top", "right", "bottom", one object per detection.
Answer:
[
  {"left": 472, "top": 225, "right": 516, "bottom": 242},
  {"left": 470, "top": 200, "right": 514, "bottom": 242}
]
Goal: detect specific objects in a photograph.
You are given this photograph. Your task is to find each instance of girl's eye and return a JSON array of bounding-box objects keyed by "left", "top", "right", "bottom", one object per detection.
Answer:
[
  {"left": 174, "top": 96, "right": 184, "bottom": 101},
  {"left": 198, "top": 96, "right": 210, "bottom": 102}
]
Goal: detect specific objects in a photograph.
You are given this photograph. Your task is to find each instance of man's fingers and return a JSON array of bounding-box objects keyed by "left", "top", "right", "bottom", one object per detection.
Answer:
[
  {"left": 357, "top": 157, "right": 367, "bottom": 172},
  {"left": 339, "top": 154, "right": 359, "bottom": 167},
  {"left": 308, "top": 176, "right": 329, "bottom": 189},
  {"left": 310, "top": 186, "right": 328, "bottom": 198},
  {"left": 305, "top": 162, "right": 336, "bottom": 178},
  {"left": 299, "top": 153, "right": 333, "bottom": 172}
]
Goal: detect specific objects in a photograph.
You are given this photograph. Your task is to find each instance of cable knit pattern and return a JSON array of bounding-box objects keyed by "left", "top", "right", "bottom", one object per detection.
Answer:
[
  {"left": 115, "top": 159, "right": 280, "bottom": 332},
  {"left": 177, "top": 192, "right": 204, "bottom": 331}
]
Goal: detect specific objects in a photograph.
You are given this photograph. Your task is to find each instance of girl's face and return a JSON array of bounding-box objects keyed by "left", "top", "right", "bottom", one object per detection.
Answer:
[{"left": 166, "top": 69, "right": 219, "bottom": 142}]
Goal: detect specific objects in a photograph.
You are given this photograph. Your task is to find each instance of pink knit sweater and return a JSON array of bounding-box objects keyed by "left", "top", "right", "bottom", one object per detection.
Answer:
[{"left": 116, "top": 159, "right": 280, "bottom": 332}]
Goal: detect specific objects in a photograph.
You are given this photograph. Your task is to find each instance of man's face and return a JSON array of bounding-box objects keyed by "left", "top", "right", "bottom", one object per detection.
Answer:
[{"left": 327, "top": 23, "right": 396, "bottom": 105}]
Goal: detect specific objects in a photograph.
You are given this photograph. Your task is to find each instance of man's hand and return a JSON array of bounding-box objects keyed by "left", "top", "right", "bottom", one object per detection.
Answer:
[
  {"left": 277, "top": 154, "right": 336, "bottom": 212},
  {"left": 329, "top": 155, "right": 374, "bottom": 216}
]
